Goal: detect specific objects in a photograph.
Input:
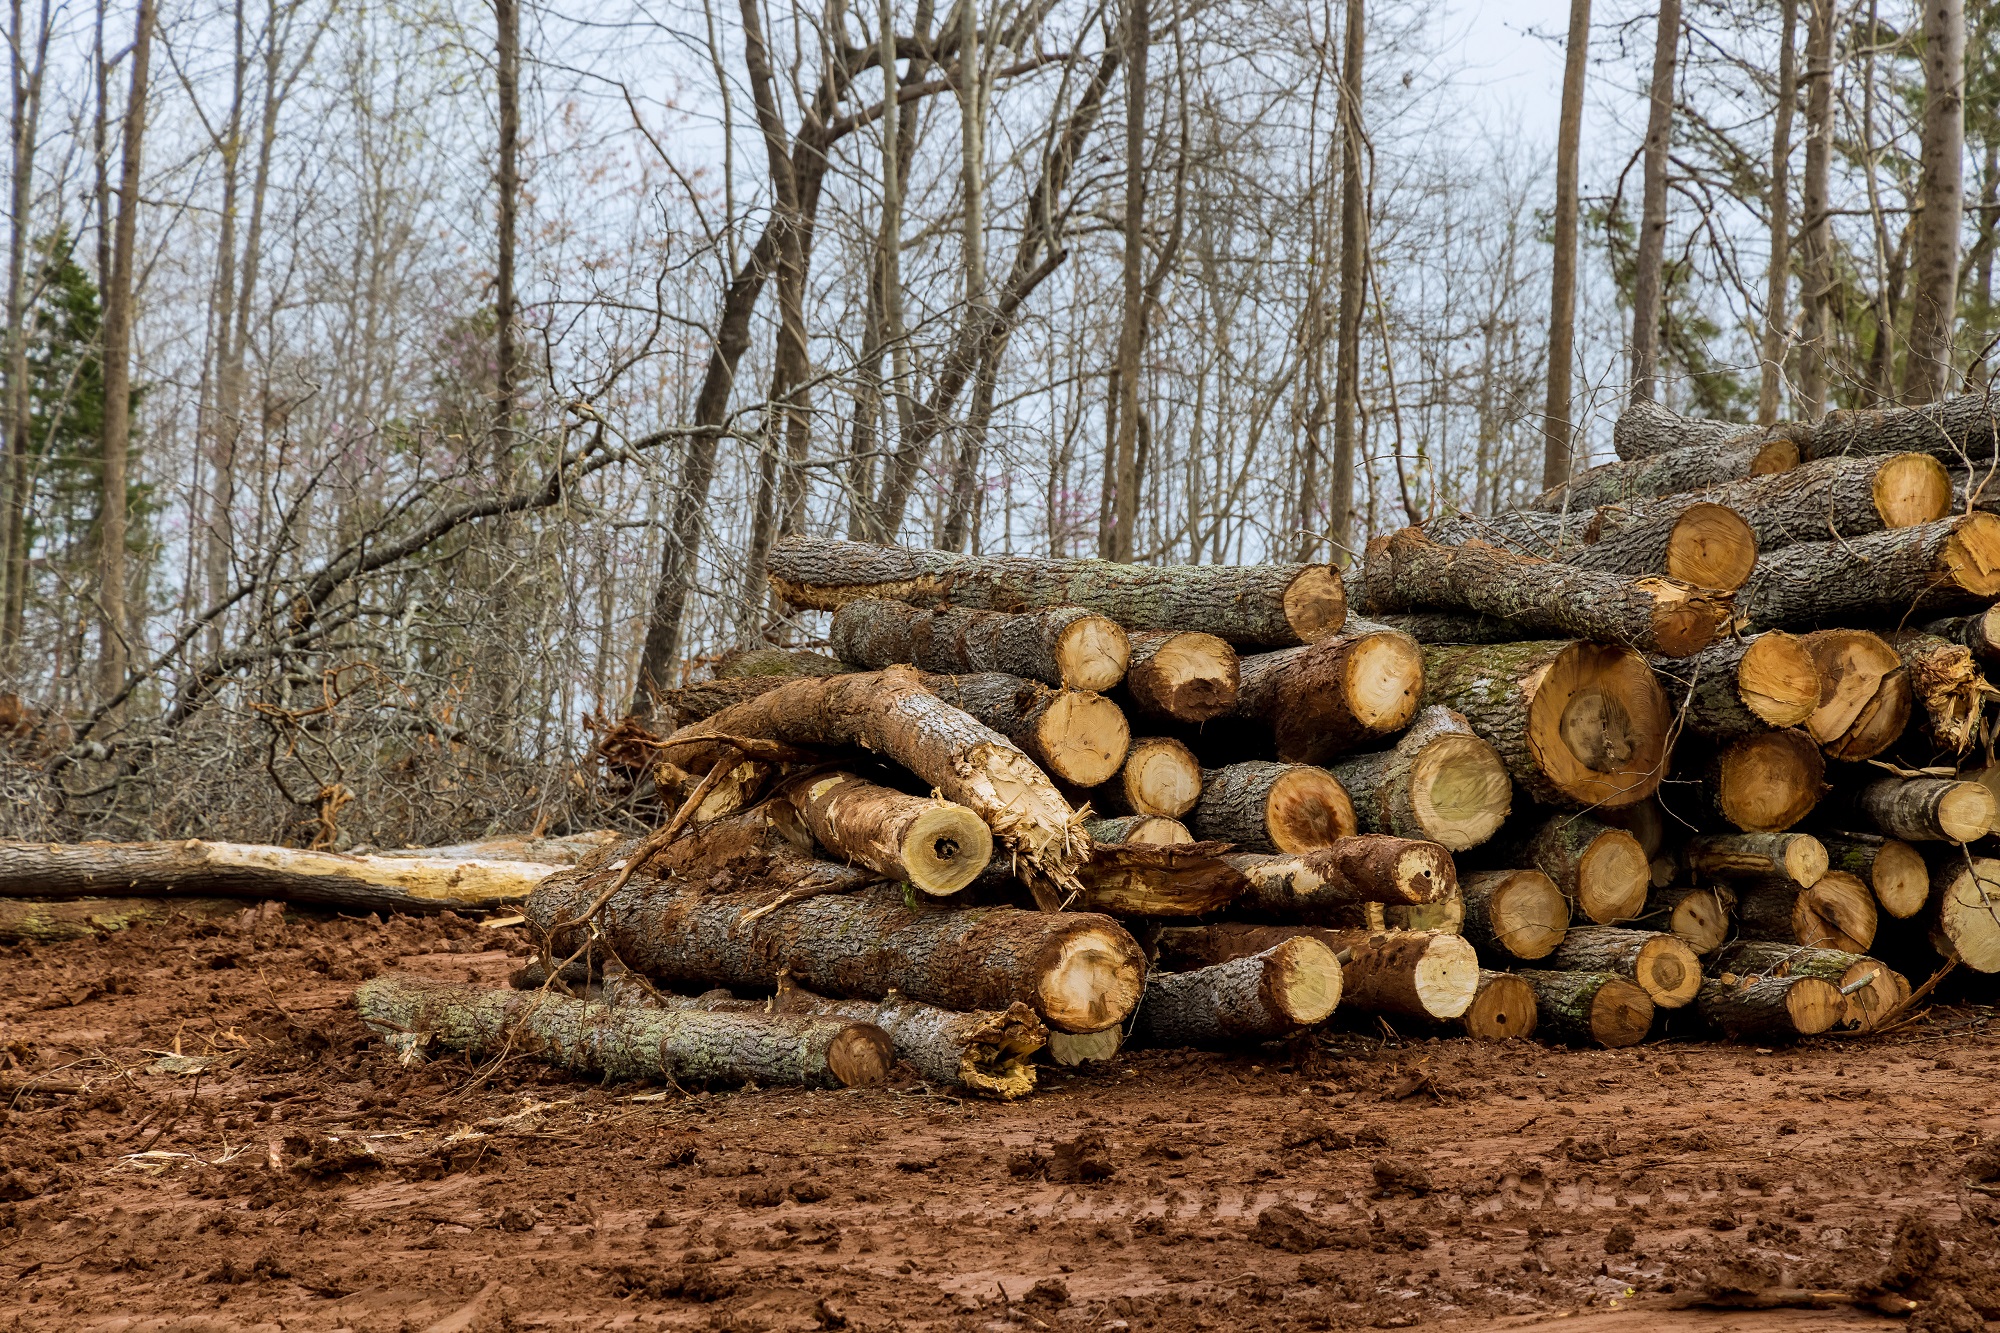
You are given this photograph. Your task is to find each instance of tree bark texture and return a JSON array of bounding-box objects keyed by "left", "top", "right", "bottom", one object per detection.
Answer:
[
  {"left": 1808, "top": 392, "right": 2000, "bottom": 462},
  {"left": 1529, "top": 436, "right": 1799, "bottom": 514},
  {"left": 1530, "top": 925, "right": 1700, "bottom": 1008},
  {"left": 1188, "top": 761, "right": 1355, "bottom": 853},
  {"left": 1073, "top": 839, "right": 1246, "bottom": 917},
  {"left": 767, "top": 538, "right": 1346, "bottom": 647},
  {"left": 1903, "top": 0, "right": 1966, "bottom": 403},
  {"left": 0, "top": 895, "right": 245, "bottom": 944},
  {"left": 1620, "top": 453, "right": 1955, "bottom": 551},
  {"left": 1518, "top": 970, "right": 1654, "bottom": 1047},
  {"left": 1627, "top": 0, "right": 1680, "bottom": 403},
  {"left": 1457, "top": 868, "right": 1569, "bottom": 961},
  {"left": 1919, "top": 604, "right": 2000, "bottom": 667},
  {"left": 1613, "top": 400, "right": 1812, "bottom": 462},
  {"left": 1129, "top": 937, "right": 1342, "bottom": 1047},
  {"left": 1695, "top": 973, "right": 1842, "bottom": 1040},
  {"left": 1225, "top": 837, "right": 1456, "bottom": 922},
  {"left": 1762, "top": 0, "right": 1796, "bottom": 427},
  {"left": 1797, "top": 0, "right": 1835, "bottom": 417},
  {"left": 1084, "top": 815, "right": 1190, "bottom": 846},
  {"left": 1227, "top": 627, "right": 1423, "bottom": 764},
  {"left": 1886, "top": 630, "right": 1995, "bottom": 752},
  {"left": 1737, "top": 514, "right": 2000, "bottom": 629},
  {"left": 1710, "top": 941, "right": 1900, "bottom": 1032},
  {"left": 1685, "top": 832, "right": 1828, "bottom": 886},
  {"left": 1329, "top": 0, "right": 1365, "bottom": 554},
  {"left": 1855, "top": 776, "right": 1996, "bottom": 843},
  {"left": 1542, "top": 0, "right": 1591, "bottom": 488},
  {"left": 829, "top": 598, "right": 1130, "bottom": 691},
  {"left": 782, "top": 771, "right": 994, "bottom": 896},
  {"left": 1121, "top": 631, "right": 1240, "bottom": 722},
  {"left": 1650, "top": 632, "right": 1821, "bottom": 739},
  {"left": 1323, "top": 705, "right": 1512, "bottom": 851}
]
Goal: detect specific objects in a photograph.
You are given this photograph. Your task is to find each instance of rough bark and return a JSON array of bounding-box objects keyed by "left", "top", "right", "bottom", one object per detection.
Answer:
[
  {"left": 1361, "top": 611, "right": 1526, "bottom": 644},
  {"left": 1927, "top": 855, "right": 2000, "bottom": 972},
  {"left": 1455, "top": 969, "right": 1539, "bottom": 1040},
  {"left": 1542, "top": 0, "right": 1591, "bottom": 489},
  {"left": 1798, "top": 630, "right": 1911, "bottom": 761},
  {"left": 922, "top": 674, "right": 1131, "bottom": 788},
  {"left": 1083, "top": 815, "right": 1190, "bottom": 846},
  {"left": 1226, "top": 837, "right": 1456, "bottom": 921},
  {"left": 1617, "top": 453, "right": 1955, "bottom": 551},
  {"left": 0, "top": 839, "right": 555, "bottom": 913},
  {"left": 1797, "top": 0, "right": 1835, "bottom": 417},
  {"left": 1739, "top": 514, "right": 2000, "bottom": 629},
  {"left": 1808, "top": 392, "right": 2000, "bottom": 462},
  {"left": 1919, "top": 603, "right": 2000, "bottom": 667},
  {"left": 356, "top": 975, "right": 892, "bottom": 1088},
  {"left": 768, "top": 538, "right": 1346, "bottom": 647},
  {"left": 1710, "top": 941, "right": 1900, "bottom": 1033},
  {"left": 1568, "top": 500, "right": 1758, "bottom": 592},
  {"left": 1640, "top": 885, "right": 1735, "bottom": 955},
  {"left": 1457, "top": 868, "right": 1569, "bottom": 961},
  {"left": 1627, "top": 0, "right": 1679, "bottom": 402},
  {"left": 1651, "top": 632, "right": 1821, "bottom": 739},
  {"left": 1091, "top": 736, "right": 1202, "bottom": 819},
  {"left": 1419, "top": 641, "right": 1671, "bottom": 808},
  {"left": 1531, "top": 925, "right": 1700, "bottom": 1008},
  {"left": 1528, "top": 437, "right": 1800, "bottom": 514},
  {"left": 1903, "top": 0, "right": 1966, "bottom": 404},
  {"left": 1517, "top": 970, "right": 1654, "bottom": 1047},
  {"left": 1685, "top": 832, "right": 1828, "bottom": 886},
  {"left": 1324, "top": 706, "right": 1512, "bottom": 851},
  {"left": 1129, "top": 938, "right": 1342, "bottom": 1047},
  {"left": 1187, "top": 762, "right": 1355, "bottom": 853},
  {"left": 1734, "top": 871, "right": 1877, "bottom": 953},
  {"left": 1705, "top": 729, "right": 1826, "bottom": 832},
  {"left": 1612, "top": 399, "right": 1795, "bottom": 463},
  {"left": 1760, "top": 0, "right": 1798, "bottom": 424},
  {"left": 0, "top": 896, "right": 244, "bottom": 944},
  {"left": 365, "top": 832, "right": 620, "bottom": 866},
  {"left": 1276, "top": 928, "right": 1472, "bottom": 1022},
  {"left": 525, "top": 865, "right": 1145, "bottom": 1034},
  {"left": 1886, "top": 630, "right": 1995, "bottom": 752},
  {"left": 715, "top": 647, "right": 851, "bottom": 678},
  {"left": 1073, "top": 839, "right": 1247, "bottom": 917},
  {"left": 1225, "top": 628, "right": 1423, "bottom": 766},
  {"left": 1121, "top": 631, "right": 1240, "bottom": 723},
  {"left": 1818, "top": 834, "right": 1930, "bottom": 919},
  {"left": 1855, "top": 777, "right": 1996, "bottom": 843},
  {"left": 1492, "top": 815, "right": 1650, "bottom": 926},
  {"left": 829, "top": 599, "right": 1130, "bottom": 691},
  {"left": 1364, "top": 527, "right": 1731, "bottom": 658},
  {"left": 782, "top": 771, "right": 993, "bottom": 896},
  {"left": 1695, "top": 973, "right": 1842, "bottom": 1040},
  {"left": 1329, "top": 0, "right": 1365, "bottom": 550}
]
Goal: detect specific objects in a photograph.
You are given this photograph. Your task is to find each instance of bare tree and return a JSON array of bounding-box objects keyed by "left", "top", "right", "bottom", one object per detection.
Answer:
[
  {"left": 1099, "top": 0, "right": 1146, "bottom": 561},
  {"left": 1541, "top": 0, "right": 1590, "bottom": 487},
  {"left": 1905, "top": 0, "right": 1965, "bottom": 402},
  {"left": 495, "top": 0, "right": 521, "bottom": 440},
  {"left": 0, "top": 0, "right": 49, "bottom": 658},
  {"left": 1628, "top": 0, "right": 1680, "bottom": 404},
  {"left": 1758, "top": 0, "right": 1797, "bottom": 423},
  {"left": 1797, "top": 0, "right": 1835, "bottom": 418},
  {"left": 1329, "top": 0, "right": 1364, "bottom": 558}
]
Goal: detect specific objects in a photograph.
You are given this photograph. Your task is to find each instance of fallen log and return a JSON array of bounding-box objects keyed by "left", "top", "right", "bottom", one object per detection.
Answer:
[
  {"left": 1685, "top": 832, "right": 1828, "bottom": 886},
  {"left": 0, "top": 839, "right": 557, "bottom": 913},
  {"left": 1600, "top": 452, "right": 1953, "bottom": 554},
  {"left": 1122, "top": 631, "right": 1241, "bottom": 722},
  {"left": 355, "top": 975, "right": 894, "bottom": 1088},
  {"left": 714, "top": 647, "right": 851, "bottom": 678},
  {"left": 1418, "top": 641, "right": 1672, "bottom": 808},
  {"left": 1737, "top": 513, "right": 2000, "bottom": 628},
  {"left": 1091, "top": 736, "right": 1202, "bottom": 819},
  {"left": 921, "top": 673, "right": 1131, "bottom": 788},
  {"left": 1855, "top": 777, "right": 1997, "bottom": 843},
  {"left": 767, "top": 538, "right": 1347, "bottom": 647},
  {"left": 1364, "top": 527, "right": 1731, "bottom": 658},
  {"left": 783, "top": 772, "right": 993, "bottom": 896},
  {"left": 364, "top": 830, "right": 620, "bottom": 866},
  {"left": 1361, "top": 611, "right": 1525, "bottom": 644},
  {"left": 1798, "top": 630, "right": 1911, "bottom": 761},
  {"left": 1154, "top": 926, "right": 1478, "bottom": 1022},
  {"left": 0, "top": 896, "right": 246, "bottom": 944},
  {"left": 1805, "top": 391, "right": 2000, "bottom": 462},
  {"left": 1129, "top": 938, "right": 1342, "bottom": 1046},
  {"left": 1323, "top": 706, "right": 1512, "bottom": 851},
  {"left": 1568, "top": 500, "right": 1759, "bottom": 592},
  {"left": 1188, "top": 762, "right": 1356, "bottom": 853},
  {"left": 828, "top": 599, "right": 1129, "bottom": 692},
  {"left": 1517, "top": 971, "right": 1655, "bottom": 1047},
  {"left": 1453, "top": 970, "right": 1539, "bottom": 1040},
  {"left": 1818, "top": 834, "right": 1929, "bottom": 918},
  {"left": 1532, "top": 925, "right": 1701, "bottom": 1009},
  {"left": 1528, "top": 435, "right": 1799, "bottom": 513},
  {"left": 1886, "top": 630, "right": 1997, "bottom": 752},
  {"left": 1228, "top": 627, "right": 1424, "bottom": 764},
  {"left": 1704, "top": 730, "right": 1826, "bottom": 832},
  {"left": 1696, "top": 973, "right": 1844, "bottom": 1040},
  {"left": 1457, "top": 869, "right": 1569, "bottom": 961},
  {"left": 1919, "top": 604, "right": 2000, "bottom": 666},
  {"left": 1641, "top": 885, "right": 1735, "bottom": 955},
  {"left": 1709, "top": 942, "right": 1902, "bottom": 1032},
  {"left": 525, "top": 865, "right": 1146, "bottom": 1033},
  {"left": 1610, "top": 399, "right": 1811, "bottom": 464},
  {"left": 1083, "top": 815, "right": 1191, "bottom": 846},
  {"left": 1493, "top": 814, "right": 1650, "bottom": 925},
  {"left": 661, "top": 667, "right": 1087, "bottom": 905},
  {"left": 1074, "top": 840, "right": 1247, "bottom": 917},
  {"left": 1925, "top": 855, "right": 2000, "bottom": 972},
  {"left": 1651, "top": 632, "right": 1821, "bottom": 739},
  {"left": 1225, "top": 838, "right": 1456, "bottom": 921},
  {"left": 1734, "top": 871, "right": 1878, "bottom": 953}
]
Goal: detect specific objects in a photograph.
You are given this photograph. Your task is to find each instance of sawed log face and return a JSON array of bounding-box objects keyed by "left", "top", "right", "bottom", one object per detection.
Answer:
[{"left": 828, "top": 598, "right": 1130, "bottom": 692}]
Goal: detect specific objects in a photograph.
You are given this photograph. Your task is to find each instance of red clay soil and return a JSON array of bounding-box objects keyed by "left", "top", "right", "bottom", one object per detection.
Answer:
[{"left": 2, "top": 906, "right": 1998, "bottom": 1332}]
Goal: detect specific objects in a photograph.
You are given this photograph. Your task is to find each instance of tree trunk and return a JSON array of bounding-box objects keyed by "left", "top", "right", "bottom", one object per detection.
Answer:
[
  {"left": 1739, "top": 514, "right": 2000, "bottom": 628},
  {"left": 1328, "top": 0, "right": 1365, "bottom": 555},
  {"left": 493, "top": 0, "right": 520, "bottom": 441},
  {"left": 1734, "top": 871, "right": 1877, "bottom": 952},
  {"left": 1651, "top": 632, "right": 1821, "bottom": 739},
  {"left": 1810, "top": 393, "right": 2000, "bottom": 461},
  {"left": 1685, "top": 832, "right": 1829, "bottom": 886},
  {"left": 1797, "top": 0, "right": 1835, "bottom": 418},
  {"left": 782, "top": 771, "right": 994, "bottom": 896},
  {"left": 1073, "top": 839, "right": 1246, "bottom": 917},
  {"left": 1366, "top": 528, "right": 1731, "bottom": 658},
  {"left": 1818, "top": 833, "right": 1929, "bottom": 918},
  {"left": 0, "top": 0, "right": 48, "bottom": 660},
  {"left": 1886, "top": 630, "right": 1994, "bottom": 752},
  {"left": 830, "top": 599, "right": 1130, "bottom": 691},
  {"left": 1798, "top": 629, "right": 1911, "bottom": 760},
  {"left": 1323, "top": 705, "right": 1512, "bottom": 851},
  {"left": 1457, "top": 868, "right": 1569, "bottom": 962},
  {"left": 1129, "top": 937, "right": 1342, "bottom": 1047},
  {"left": 1661, "top": 453, "right": 1955, "bottom": 551},
  {"left": 356, "top": 976, "right": 892, "bottom": 1088},
  {"left": 1188, "top": 761, "right": 1355, "bottom": 853},
  {"left": 1761, "top": 0, "right": 1798, "bottom": 424},
  {"left": 1542, "top": 0, "right": 1591, "bottom": 487},
  {"left": 1611, "top": 400, "right": 1811, "bottom": 462},
  {"left": 1530, "top": 925, "right": 1699, "bottom": 1008},
  {"left": 1641, "top": 885, "right": 1734, "bottom": 955},
  {"left": 1099, "top": 0, "right": 1147, "bottom": 562},
  {"left": 1418, "top": 640, "right": 1672, "bottom": 808},
  {"left": 768, "top": 538, "right": 1346, "bottom": 647},
  {"left": 0, "top": 839, "right": 556, "bottom": 912},
  {"left": 525, "top": 868, "right": 1145, "bottom": 1034},
  {"left": 1696, "top": 973, "right": 1842, "bottom": 1039},
  {"left": 1919, "top": 604, "right": 2000, "bottom": 666},
  {"left": 1155, "top": 925, "right": 1476, "bottom": 1022},
  {"left": 1225, "top": 837, "right": 1455, "bottom": 922},
  {"left": 1084, "top": 815, "right": 1190, "bottom": 846},
  {"left": 1120, "top": 631, "right": 1240, "bottom": 722},
  {"left": 1490, "top": 814, "right": 1649, "bottom": 925},
  {"left": 1903, "top": 0, "right": 1965, "bottom": 403},
  {"left": 1711, "top": 941, "right": 1900, "bottom": 1032},
  {"left": 1927, "top": 855, "right": 2000, "bottom": 971},
  {"left": 922, "top": 673, "right": 1131, "bottom": 788},
  {"left": 1705, "top": 729, "right": 1825, "bottom": 832},
  {"left": 1855, "top": 776, "right": 1996, "bottom": 843},
  {"left": 1091, "top": 736, "right": 1202, "bottom": 819},
  {"left": 1530, "top": 436, "right": 1799, "bottom": 513},
  {"left": 1455, "top": 970, "right": 1539, "bottom": 1040},
  {"left": 1518, "top": 971, "right": 1654, "bottom": 1046},
  {"left": 1227, "top": 627, "right": 1423, "bottom": 764},
  {"left": 0, "top": 895, "right": 244, "bottom": 944},
  {"left": 1627, "top": 0, "right": 1680, "bottom": 402}
]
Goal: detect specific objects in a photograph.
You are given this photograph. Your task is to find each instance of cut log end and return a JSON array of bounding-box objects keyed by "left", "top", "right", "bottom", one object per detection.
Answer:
[
  {"left": 1461, "top": 972, "right": 1538, "bottom": 1040},
  {"left": 1469, "top": 869, "right": 1570, "bottom": 960},
  {"left": 1802, "top": 631, "right": 1910, "bottom": 761},
  {"left": 1036, "top": 692, "right": 1132, "bottom": 787},
  {"left": 1873, "top": 453, "right": 1954, "bottom": 528},
  {"left": 1128, "top": 632, "right": 1241, "bottom": 722},
  {"left": 1266, "top": 767, "right": 1359, "bottom": 851},
  {"left": 1785, "top": 837, "right": 1831, "bottom": 888},
  {"left": 901, "top": 804, "right": 997, "bottom": 896},
  {"left": 1840, "top": 961, "right": 1904, "bottom": 1032},
  {"left": 1934, "top": 858, "right": 2000, "bottom": 972},
  {"left": 1662, "top": 887, "right": 1733, "bottom": 955},
  {"left": 1036, "top": 928, "right": 1148, "bottom": 1034},
  {"left": 1785, "top": 978, "right": 1846, "bottom": 1036},
  {"left": 1407, "top": 733, "right": 1512, "bottom": 851},
  {"left": 1119, "top": 737, "right": 1203, "bottom": 818},
  {"left": 824, "top": 1025, "right": 897, "bottom": 1087},
  {"left": 1055, "top": 614, "right": 1133, "bottom": 692},
  {"left": 1044, "top": 1027, "right": 1122, "bottom": 1065},
  {"left": 1738, "top": 632, "right": 1822, "bottom": 729},
  {"left": 1632, "top": 934, "right": 1702, "bottom": 1008},
  {"left": 1751, "top": 438, "right": 1801, "bottom": 474},
  {"left": 1798, "top": 871, "right": 1879, "bottom": 953},
  {"left": 1261, "top": 937, "right": 1343, "bottom": 1025},
  {"left": 1528, "top": 643, "right": 1673, "bottom": 807},
  {"left": 1645, "top": 584, "right": 1732, "bottom": 658},
  {"left": 1344, "top": 632, "right": 1425, "bottom": 733},
  {"left": 1589, "top": 977, "right": 1656, "bottom": 1047},
  {"left": 1937, "top": 783, "right": 1999, "bottom": 844},
  {"left": 1577, "top": 829, "right": 1650, "bottom": 925},
  {"left": 1715, "top": 730, "right": 1825, "bottom": 832},
  {"left": 1664, "top": 502, "right": 1758, "bottom": 591},
  {"left": 1411, "top": 933, "right": 1481, "bottom": 1020},
  {"left": 1283, "top": 566, "right": 1349, "bottom": 642},
  {"left": 1870, "top": 840, "right": 1931, "bottom": 918},
  {"left": 1943, "top": 511, "right": 2000, "bottom": 596}
]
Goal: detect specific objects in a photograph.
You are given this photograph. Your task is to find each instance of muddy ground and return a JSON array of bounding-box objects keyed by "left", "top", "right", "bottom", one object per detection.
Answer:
[{"left": 2, "top": 905, "right": 1998, "bottom": 1333}]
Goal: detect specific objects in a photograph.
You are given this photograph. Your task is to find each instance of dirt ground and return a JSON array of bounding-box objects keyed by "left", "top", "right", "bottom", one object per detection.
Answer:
[{"left": 3, "top": 905, "right": 1998, "bottom": 1333}]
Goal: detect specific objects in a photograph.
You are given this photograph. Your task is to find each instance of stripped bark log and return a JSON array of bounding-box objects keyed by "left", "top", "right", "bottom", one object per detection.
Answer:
[
  {"left": 1188, "top": 762, "right": 1356, "bottom": 852},
  {"left": 783, "top": 772, "right": 993, "bottom": 896},
  {"left": 1886, "top": 630, "right": 1997, "bottom": 752},
  {"left": 1705, "top": 730, "right": 1826, "bottom": 832},
  {"left": 1799, "top": 630, "right": 1911, "bottom": 761},
  {"left": 1697, "top": 973, "right": 1844, "bottom": 1040},
  {"left": 1090, "top": 736, "right": 1202, "bottom": 819},
  {"left": 1226, "top": 838, "right": 1456, "bottom": 922},
  {"left": 1651, "top": 632, "right": 1821, "bottom": 739},
  {"left": 1531, "top": 925, "right": 1701, "bottom": 1008},
  {"left": 1685, "top": 832, "right": 1828, "bottom": 886},
  {"left": 1734, "top": 871, "right": 1878, "bottom": 952},
  {"left": 1323, "top": 707, "right": 1512, "bottom": 851},
  {"left": 1122, "top": 631, "right": 1240, "bottom": 722},
  {"left": 1528, "top": 435, "right": 1799, "bottom": 513},
  {"left": 1457, "top": 868, "right": 1569, "bottom": 961},
  {"left": 1738, "top": 514, "right": 2000, "bottom": 628},
  {"left": 1229, "top": 628, "right": 1424, "bottom": 764},
  {"left": 1129, "top": 938, "right": 1342, "bottom": 1046},
  {"left": 768, "top": 538, "right": 1347, "bottom": 647},
  {"left": 829, "top": 599, "right": 1130, "bottom": 691},
  {"left": 1517, "top": 971, "right": 1655, "bottom": 1047},
  {"left": 1073, "top": 840, "right": 1247, "bottom": 917},
  {"left": 1818, "top": 834, "right": 1930, "bottom": 918}
]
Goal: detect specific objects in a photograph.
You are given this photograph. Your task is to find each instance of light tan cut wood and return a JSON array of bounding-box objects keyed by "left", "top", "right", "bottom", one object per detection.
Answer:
[
  {"left": 1074, "top": 840, "right": 1247, "bottom": 918},
  {"left": 1458, "top": 869, "right": 1569, "bottom": 961},
  {"left": 1457, "top": 970, "right": 1538, "bottom": 1040},
  {"left": 1123, "top": 631, "right": 1241, "bottom": 723},
  {"left": 1698, "top": 973, "right": 1843, "bottom": 1039},
  {"left": 1312, "top": 929, "right": 1479, "bottom": 1020},
  {"left": 1736, "top": 632, "right": 1823, "bottom": 727},
  {"left": 1929, "top": 856, "right": 2000, "bottom": 972},
  {"left": 1231, "top": 628, "right": 1424, "bottom": 763},
  {"left": 1711, "top": 941, "right": 1902, "bottom": 1033},
  {"left": 1519, "top": 971, "right": 1654, "bottom": 1047},
  {"left": 1873, "top": 451, "right": 1956, "bottom": 527},
  {"left": 1642, "top": 885, "right": 1735, "bottom": 954},
  {"left": 1055, "top": 614, "right": 1134, "bottom": 692},
  {"left": 1082, "top": 815, "right": 1191, "bottom": 847},
  {"left": 784, "top": 772, "right": 993, "bottom": 896},
  {"left": 1709, "top": 730, "right": 1825, "bottom": 832},
  {"left": 1799, "top": 630, "right": 1910, "bottom": 761},
  {"left": 1043, "top": 1027, "right": 1121, "bottom": 1065},
  {"left": 1659, "top": 501, "right": 1760, "bottom": 590},
  {"left": 1227, "top": 837, "right": 1456, "bottom": 920},
  {"left": 1500, "top": 815, "right": 1650, "bottom": 925},
  {"left": 1325, "top": 706, "right": 1511, "bottom": 851},
  {"left": 1189, "top": 762, "right": 1357, "bottom": 853},
  {"left": 1735, "top": 871, "right": 1877, "bottom": 953},
  {"left": 1685, "top": 832, "right": 1827, "bottom": 885},
  {"left": 1098, "top": 736, "right": 1202, "bottom": 818},
  {"left": 1538, "top": 925, "right": 1701, "bottom": 1008},
  {"left": 1819, "top": 834, "right": 1929, "bottom": 918}
]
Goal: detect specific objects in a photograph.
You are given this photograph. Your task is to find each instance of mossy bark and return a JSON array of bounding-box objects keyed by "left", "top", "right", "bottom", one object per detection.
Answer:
[{"left": 1517, "top": 970, "right": 1654, "bottom": 1047}]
